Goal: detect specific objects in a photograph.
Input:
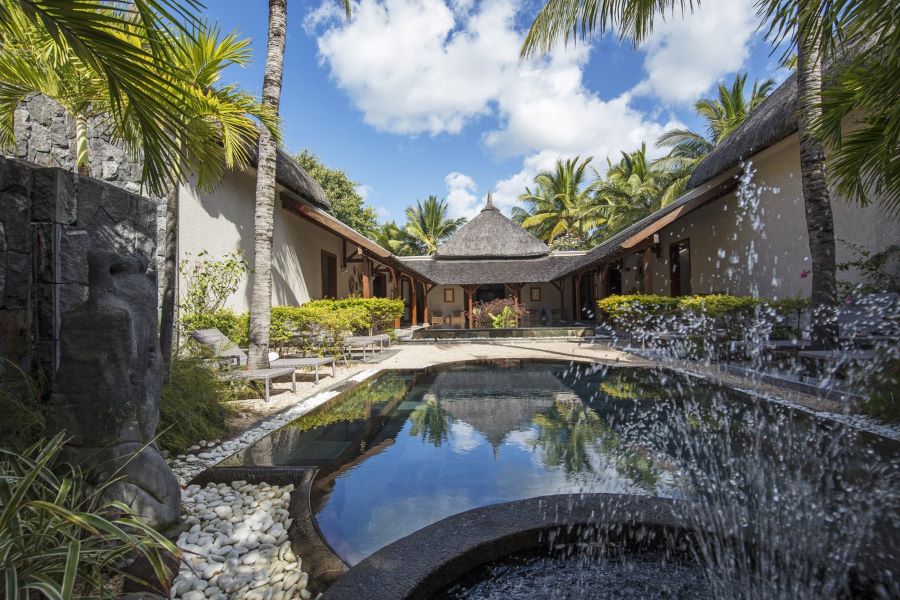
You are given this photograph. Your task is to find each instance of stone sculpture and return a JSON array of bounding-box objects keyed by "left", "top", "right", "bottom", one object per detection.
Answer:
[{"left": 48, "top": 249, "right": 180, "bottom": 529}]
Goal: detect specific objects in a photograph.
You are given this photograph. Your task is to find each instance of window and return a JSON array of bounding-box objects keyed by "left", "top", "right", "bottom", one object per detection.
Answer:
[
  {"left": 669, "top": 239, "right": 691, "bottom": 296},
  {"left": 443, "top": 287, "right": 455, "bottom": 303},
  {"left": 530, "top": 286, "right": 541, "bottom": 302},
  {"left": 321, "top": 251, "right": 337, "bottom": 298}
]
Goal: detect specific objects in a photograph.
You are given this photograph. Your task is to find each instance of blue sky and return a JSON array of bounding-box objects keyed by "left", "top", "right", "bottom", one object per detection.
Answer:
[{"left": 202, "top": 0, "right": 788, "bottom": 223}]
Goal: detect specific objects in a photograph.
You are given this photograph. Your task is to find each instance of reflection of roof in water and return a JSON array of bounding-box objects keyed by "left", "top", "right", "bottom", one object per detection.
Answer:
[{"left": 431, "top": 369, "right": 580, "bottom": 449}]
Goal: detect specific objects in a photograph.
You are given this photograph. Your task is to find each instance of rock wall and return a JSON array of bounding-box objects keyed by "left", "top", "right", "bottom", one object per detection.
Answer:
[
  {"left": 0, "top": 155, "right": 157, "bottom": 390},
  {"left": 12, "top": 94, "right": 167, "bottom": 280}
]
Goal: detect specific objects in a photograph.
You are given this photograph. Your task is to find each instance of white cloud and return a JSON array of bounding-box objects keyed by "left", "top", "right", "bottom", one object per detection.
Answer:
[
  {"left": 444, "top": 171, "right": 481, "bottom": 219},
  {"left": 307, "top": 0, "right": 737, "bottom": 215},
  {"left": 632, "top": 0, "right": 759, "bottom": 104}
]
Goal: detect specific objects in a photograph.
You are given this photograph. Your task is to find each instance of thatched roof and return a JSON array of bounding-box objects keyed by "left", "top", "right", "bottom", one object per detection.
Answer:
[
  {"left": 247, "top": 145, "right": 331, "bottom": 210},
  {"left": 431, "top": 369, "right": 577, "bottom": 448},
  {"left": 435, "top": 194, "right": 550, "bottom": 259},
  {"left": 398, "top": 252, "right": 583, "bottom": 285},
  {"left": 687, "top": 73, "right": 798, "bottom": 188}
]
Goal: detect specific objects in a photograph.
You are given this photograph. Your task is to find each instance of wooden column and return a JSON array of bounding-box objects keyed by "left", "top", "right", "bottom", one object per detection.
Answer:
[
  {"left": 410, "top": 277, "right": 418, "bottom": 325},
  {"left": 642, "top": 248, "right": 653, "bottom": 293},
  {"left": 574, "top": 273, "right": 582, "bottom": 322},
  {"left": 361, "top": 255, "right": 371, "bottom": 298},
  {"left": 389, "top": 267, "right": 401, "bottom": 328},
  {"left": 423, "top": 284, "right": 435, "bottom": 324}
]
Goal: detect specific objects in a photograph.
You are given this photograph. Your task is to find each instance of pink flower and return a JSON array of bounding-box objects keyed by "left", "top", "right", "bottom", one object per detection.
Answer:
[{"left": 800, "top": 269, "right": 810, "bottom": 279}]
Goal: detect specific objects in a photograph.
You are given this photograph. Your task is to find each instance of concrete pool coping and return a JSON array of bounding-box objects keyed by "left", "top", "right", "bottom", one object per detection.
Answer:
[{"left": 319, "top": 493, "right": 694, "bottom": 600}]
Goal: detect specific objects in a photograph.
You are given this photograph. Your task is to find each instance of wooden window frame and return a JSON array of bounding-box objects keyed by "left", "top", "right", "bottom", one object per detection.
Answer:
[
  {"left": 530, "top": 286, "right": 541, "bottom": 302},
  {"left": 321, "top": 250, "right": 338, "bottom": 299},
  {"left": 443, "top": 287, "right": 455, "bottom": 303}
]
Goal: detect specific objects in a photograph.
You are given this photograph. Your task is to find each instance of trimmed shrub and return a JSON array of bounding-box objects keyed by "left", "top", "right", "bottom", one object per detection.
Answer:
[
  {"left": 305, "top": 296, "right": 404, "bottom": 334},
  {"left": 678, "top": 294, "right": 762, "bottom": 318},
  {"left": 181, "top": 309, "right": 249, "bottom": 347},
  {"left": 860, "top": 358, "right": 899, "bottom": 423},
  {"left": 597, "top": 294, "right": 680, "bottom": 330},
  {"left": 158, "top": 357, "right": 236, "bottom": 454}
]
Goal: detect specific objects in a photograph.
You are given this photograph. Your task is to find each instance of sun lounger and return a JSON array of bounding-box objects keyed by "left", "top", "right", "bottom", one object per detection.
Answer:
[
  {"left": 191, "top": 328, "right": 336, "bottom": 383},
  {"left": 345, "top": 334, "right": 390, "bottom": 358},
  {"left": 224, "top": 366, "right": 296, "bottom": 403}
]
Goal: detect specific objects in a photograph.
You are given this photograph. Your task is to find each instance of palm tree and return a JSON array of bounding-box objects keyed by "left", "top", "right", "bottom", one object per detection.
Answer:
[
  {"left": 655, "top": 74, "right": 775, "bottom": 204},
  {"left": 403, "top": 196, "right": 467, "bottom": 255},
  {"left": 596, "top": 144, "right": 666, "bottom": 235},
  {"left": 158, "top": 25, "right": 278, "bottom": 379},
  {"left": 522, "top": 0, "right": 841, "bottom": 347},
  {"left": 247, "top": 0, "right": 288, "bottom": 370},
  {"left": 408, "top": 395, "right": 452, "bottom": 447},
  {"left": 247, "top": 0, "right": 350, "bottom": 369},
  {"left": 0, "top": 0, "right": 216, "bottom": 196},
  {"left": 513, "top": 156, "right": 603, "bottom": 245},
  {"left": 374, "top": 221, "right": 422, "bottom": 256}
]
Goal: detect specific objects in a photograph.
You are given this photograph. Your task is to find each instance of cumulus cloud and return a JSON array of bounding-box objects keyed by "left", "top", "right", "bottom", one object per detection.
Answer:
[
  {"left": 444, "top": 171, "right": 481, "bottom": 219},
  {"left": 631, "top": 0, "right": 759, "bottom": 104},
  {"left": 307, "top": 0, "right": 751, "bottom": 214}
]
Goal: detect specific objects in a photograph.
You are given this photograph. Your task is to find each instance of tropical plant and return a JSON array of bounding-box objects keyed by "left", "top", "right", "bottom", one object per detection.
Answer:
[
  {"left": 836, "top": 241, "right": 900, "bottom": 297},
  {"left": 402, "top": 195, "right": 467, "bottom": 255},
  {"left": 471, "top": 297, "right": 525, "bottom": 328},
  {"left": 595, "top": 143, "right": 666, "bottom": 235},
  {"left": 409, "top": 395, "right": 452, "bottom": 447},
  {"left": 294, "top": 149, "right": 378, "bottom": 237},
  {"left": 0, "top": 434, "right": 178, "bottom": 598},
  {"left": 178, "top": 250, "right": 248, "bottom": 316},
  {"left": 655, "top": 73, "right": 775, "bottom": 204},
  {"left": 158, "top": 357, "right": 237, "bottom": 454},
  {"left": 374, "top": 220, "right": 422, "bottom": 256},
  {"left": 0, "top": 0, "right": 219, "bottom": 197},
  {"left": 522, "top": 0, "right": 844, "bottom": 347},
  {"left": 513, "top": 156, "right": 603, "bottom": 243},
  {"left": 157, "top": 24, "right": 279, "bottom": 380},
  {"left": 248, "top": 0, "right": 350, "bottom": 369}
]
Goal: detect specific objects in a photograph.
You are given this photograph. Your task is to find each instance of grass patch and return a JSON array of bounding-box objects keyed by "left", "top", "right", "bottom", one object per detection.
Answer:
[
  {"left": 0, "top": 364, "right": 45, "bottom": 451},
  {"left": 158, "top": 357, "right": 243, "bottom": 454}
]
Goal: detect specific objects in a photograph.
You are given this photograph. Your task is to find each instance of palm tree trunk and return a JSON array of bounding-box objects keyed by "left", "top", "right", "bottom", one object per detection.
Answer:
[
  {"left": 796, "top": 15, "right": 838, "bottom": 349},
  {"left": 247, "top": 0, "right": 287, "bottom": 369},
  {"left": 159, "top": 184, "right": 179, "bottom": 382}
]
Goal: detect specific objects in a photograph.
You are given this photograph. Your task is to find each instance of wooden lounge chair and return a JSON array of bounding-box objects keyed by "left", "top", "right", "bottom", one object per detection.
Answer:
[
  {"left": 345, "top": 334, "right": 390, "bottom": 358},
  {"left": 191, "top": 328, "right": 336, "bottom": 384},
  {"left": 223, "top": 366, "right": 296, "bottom": 403}
]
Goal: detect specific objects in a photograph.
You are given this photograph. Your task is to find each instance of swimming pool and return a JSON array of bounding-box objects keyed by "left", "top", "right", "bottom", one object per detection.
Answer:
[{"left": 220, "top": 359, "right": 896, "bottom": 567}]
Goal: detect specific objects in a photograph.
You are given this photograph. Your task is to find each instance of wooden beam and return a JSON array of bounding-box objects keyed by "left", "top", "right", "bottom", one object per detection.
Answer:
[
  {"left": 574, "top": 273, "right": 582, "bottom": 322},
  {"left": 282, "top": 196, "right": 392, "bottom": 258},
  {"left": 423, "top": 283, "right": 435, "bottom": 324},
  {"left": 389, "top": 267, "right": 401, "bottom": 328}
]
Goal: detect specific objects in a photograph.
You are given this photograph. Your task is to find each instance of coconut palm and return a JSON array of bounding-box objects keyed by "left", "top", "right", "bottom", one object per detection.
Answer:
[
  {"left": 513, "top": 156, "right": 603, "bottom": 246},
  {"left": 247, "top": 0, "right": 351, "bottom": 369},
  {"left": 157, "top": 25, "right": 279, "bottom": 379},
  {"left": 374, "top": 221, "right": 422, "bottom": 256},
  {"left": 408, "top": 395, "right": 452, "bottom": 447},
  {"left": 596, "top": 144, "right": 666, "bottom": 235},
  {"left": 0, "top": 0, "right": 215, "bottom": 196},
  {"left": 403, "top": 196, "right": 467, "bottom": 255},
  {"left": 522, "top": 0, "right": 842, "bottom": 347},
  {"left": 655, "top": 74, "right": 775, "bottom": 205}
]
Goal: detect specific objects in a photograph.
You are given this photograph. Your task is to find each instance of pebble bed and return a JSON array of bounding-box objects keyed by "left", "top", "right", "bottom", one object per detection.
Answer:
[
  {"left": 172, "top": 481, "right": 311, "bottom": 600},
  {"left": 165, "top": 369, "right": 378, "bottom": 600}
]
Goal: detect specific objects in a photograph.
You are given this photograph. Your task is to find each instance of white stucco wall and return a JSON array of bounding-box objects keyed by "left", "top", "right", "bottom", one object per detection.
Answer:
[
  {"left": 177, "top": 170, "right": 362, "bottom": 313},
  {"left": 641, "top": 136, "right": 899, "bottom": 299}
]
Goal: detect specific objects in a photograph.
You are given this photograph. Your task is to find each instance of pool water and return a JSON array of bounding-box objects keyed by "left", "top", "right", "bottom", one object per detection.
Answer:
[{"left": 221, "top": 360, "right": 895, "bottom": 567}]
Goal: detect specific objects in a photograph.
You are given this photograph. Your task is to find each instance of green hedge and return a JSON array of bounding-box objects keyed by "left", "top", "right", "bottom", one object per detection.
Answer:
[{"left": 181, "top": 297, "right": 405, "bottom": 356}]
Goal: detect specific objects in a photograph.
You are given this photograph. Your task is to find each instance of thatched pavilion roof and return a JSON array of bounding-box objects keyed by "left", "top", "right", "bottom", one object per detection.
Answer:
[
  {"left": 247, "top": 145, "right": 331, "bottom": 210},
  {"left": 398, "top": 252, "right": 583, "bottom": 285},
  {"left": 435, "top": 194, "right": 550, "bottom": 259},
  {"left": 432, "top": 369, "right": 577, "bottom": 449}
]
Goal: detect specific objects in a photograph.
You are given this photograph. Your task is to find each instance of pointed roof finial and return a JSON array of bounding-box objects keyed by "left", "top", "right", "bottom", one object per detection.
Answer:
[{"left": 484, "top": 191, "right": 495, "bottom": 211}]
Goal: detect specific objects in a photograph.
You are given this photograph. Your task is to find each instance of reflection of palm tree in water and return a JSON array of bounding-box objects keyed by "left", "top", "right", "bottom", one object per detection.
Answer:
[
  {"left": 530, "top": 399, "right": 662, "bottom": 491},
  {"left": 409, "top": 394, "right": 452, "bottom": 447}
]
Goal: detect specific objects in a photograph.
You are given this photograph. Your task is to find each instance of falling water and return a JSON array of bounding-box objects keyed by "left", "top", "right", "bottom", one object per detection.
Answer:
[{"left": 444, "top": 166, "right": 900, "bottom": 599}]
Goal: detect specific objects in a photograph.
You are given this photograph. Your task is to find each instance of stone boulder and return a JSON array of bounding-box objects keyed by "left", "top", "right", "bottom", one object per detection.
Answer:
[{"left": 48, "top": 250, "right": 180, "bottom": 528}]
